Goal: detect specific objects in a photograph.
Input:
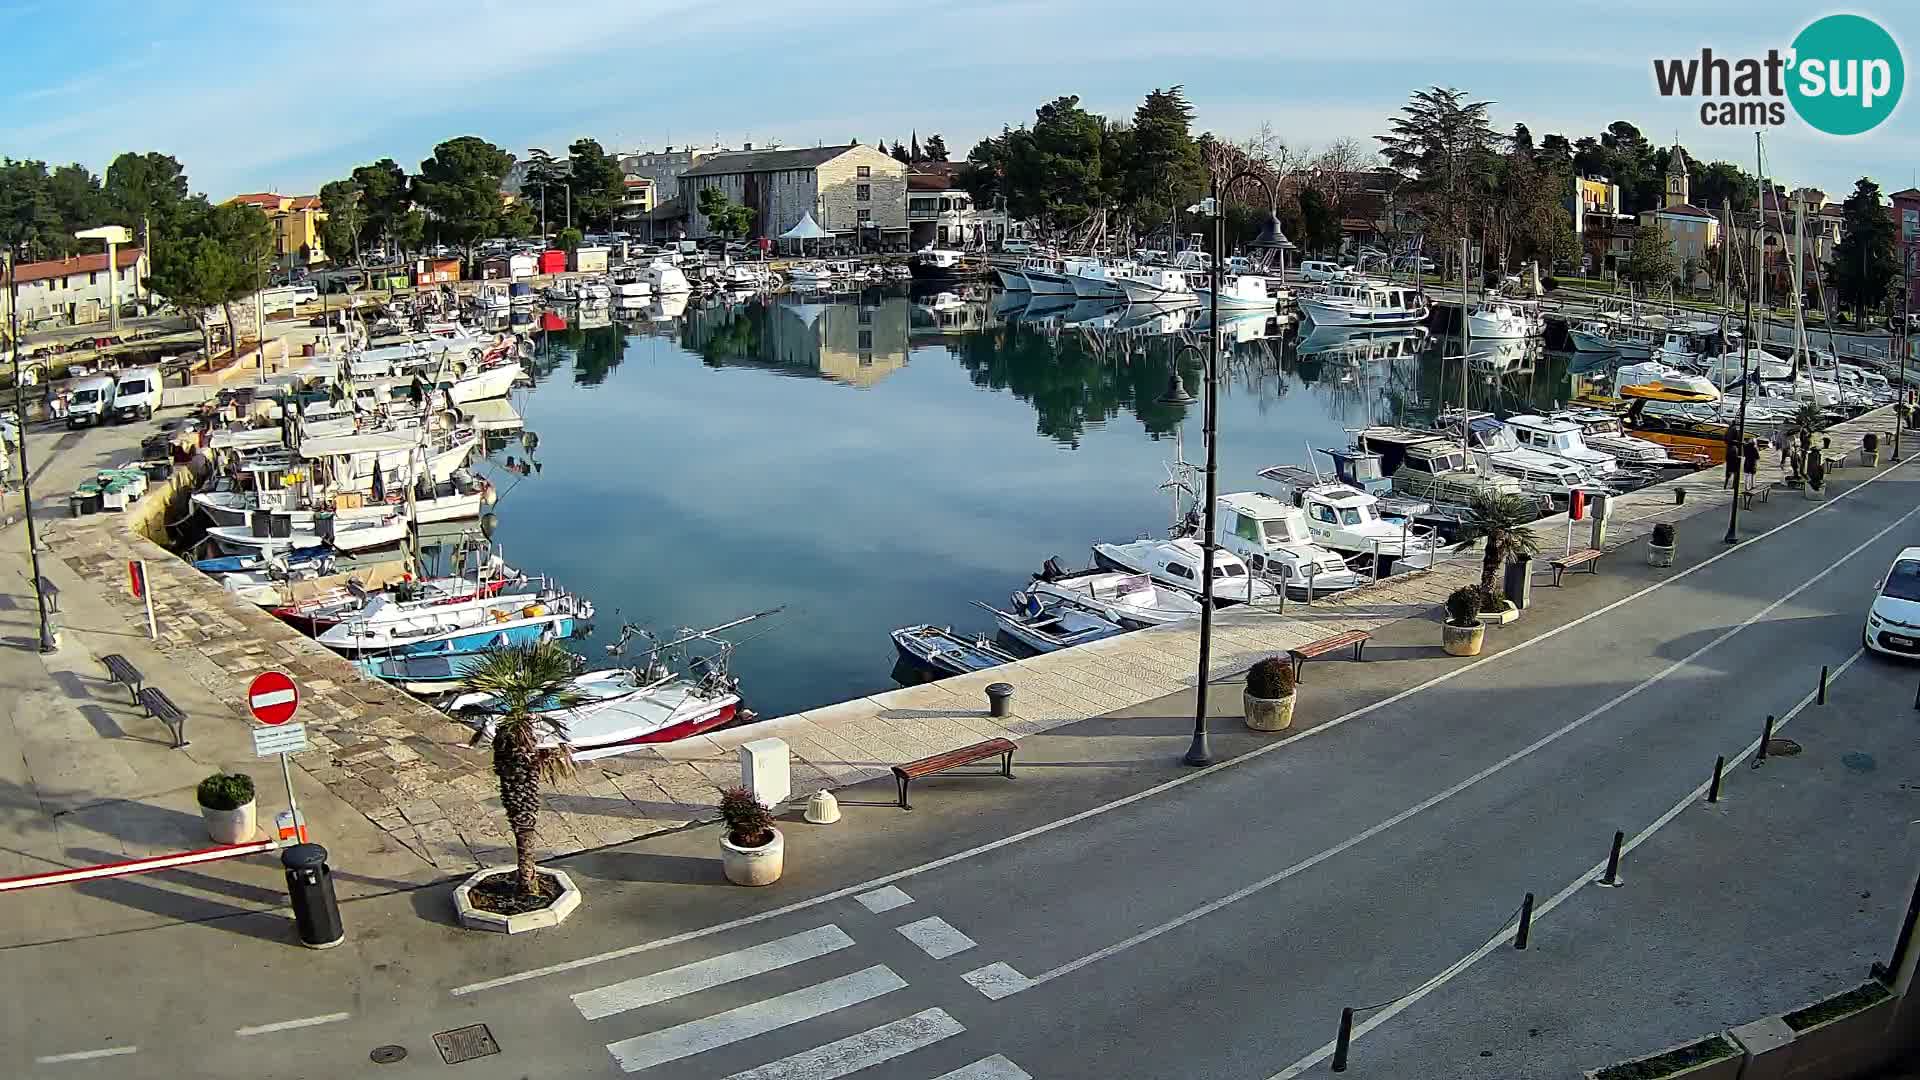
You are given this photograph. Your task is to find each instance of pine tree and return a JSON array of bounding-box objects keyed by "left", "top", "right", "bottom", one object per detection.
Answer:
[{"left": 1828, "top": 177, "right": 1897, "bottom": 327}]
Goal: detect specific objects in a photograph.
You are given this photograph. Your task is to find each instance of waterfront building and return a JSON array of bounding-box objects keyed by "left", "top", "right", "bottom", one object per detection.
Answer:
[
  {"left": 907, "top": 165, "right": 1012, "bottom": 249},
  {"left": 0, "top": 248, "right": 147, "bottom": 329},
  {"left": 227, "top": 192, "right": 329, "bottom": 267},
  {"left": 678, "top": 144, "right": 908, "bottom": 249},
  {"left": 1568, "top": 175, "right": 1634, "bottom": 277},
  {"left": 1894, "top": 187, "right": 1920, "bottom": 313}
]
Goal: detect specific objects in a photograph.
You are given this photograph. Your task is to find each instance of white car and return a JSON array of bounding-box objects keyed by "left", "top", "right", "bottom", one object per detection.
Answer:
[{"left": 1865, "top": 546, "right": 1920, "bottom": 657}]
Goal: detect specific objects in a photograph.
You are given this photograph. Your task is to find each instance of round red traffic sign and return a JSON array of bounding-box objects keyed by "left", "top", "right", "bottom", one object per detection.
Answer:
[{"left": 247, "top": 671, "right": 300, "bottom": 725}]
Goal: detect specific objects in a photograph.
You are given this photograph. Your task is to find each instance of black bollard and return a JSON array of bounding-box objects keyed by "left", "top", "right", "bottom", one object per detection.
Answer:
[
  {"left": 1515, "top": 892, "right": 1534, "bottom": 950},
  {"left": 1600, "top": 830, "right": 1625, "bottom": 887},
  {"left": 1818, "top": 665, "right": 1829, "bottom": 705},
  {"left": 1708, "top": 755, "right": 1725, "bottom": 803},
  {"left": 1754, "top": 714, "right": 1775, "bottom": 768},
  {"left": 1331, "top": 1008, "right": 1355, "bottom": 1072},
  {"left": 1674, "top": 487, "right": 1686, "bottom": 506},
  {"left": 985, "top": 682, "right": 1014, "bottom": 719},
  {"left": 282, "top": 843, "right": 345, "bottom": 949}
]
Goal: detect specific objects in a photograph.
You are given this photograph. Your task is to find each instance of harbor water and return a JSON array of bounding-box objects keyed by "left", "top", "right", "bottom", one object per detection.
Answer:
[{"left": 481, "top": 288, "right": 1579, "bottom": 721}]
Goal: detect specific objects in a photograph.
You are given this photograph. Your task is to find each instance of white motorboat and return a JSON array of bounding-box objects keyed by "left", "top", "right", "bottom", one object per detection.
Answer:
[
  {"left": 1615, "top": 361, "right": 1722, "bottom": 403},
  {"left": 1443, "top": 410, "right": 1603, "bottom": 499},
  {"left": 977, "top": 592, "right": 1126, "bottom": 653},
  {"left": 1193, "top": 274, "right": 1277, "bottom": 312},
  {"left": 444, "top": 361, "right": 522, "bottom": 404},
  {"left": 640, "top": 260, "right": 692, "bottom": 295},
  {"left": 1279, "top": 481, "right": 1445, "bottom": 571},
  {"left": 1019, "top": 256, "right": 1076, "bottom": 296},
  {"left": 1065, "top": 257, "right": 1138, "bottom": 299},
  {"left": 1351, "top": 427, "right": 1532, "bottom": 509},
  {"left": 1090, "top": 537, "right": 1276, "bottom": 606},
  {"left": 1298, "top": 281, "right": 1428, "bottom": 328},
  {"left": 1027, "top": 559, "right": 1202, "bottom": 628},
  {"left": 1465, "top": 298, "right": 1538, "bottom": 339},
  {"left": 1203, "top": 492, "right": 1365, "bottom": 597},
  {"left": 992, "top": 266, "right": 1031, "bottom": 290},
  {"left": 451, "top": 667, "right": 742, "bottom": 759},
  {"left": 612, "top": 280, "right": 652, "bottom": 299},
  {"left": 1548, "top": 408, "right": 1679, "bottom": 468},
  {"left": 1115, "top": 266, "right": 1198, "bottom": 305},
  {"left": 1503, "top": 414, "right": 1621, "bottom": 476},
  {"left": 319, "top": 508, "right": 410, "bottom": 553},
  {"left": 316, "top": 590, "right": 592, "bottom": 655},
  {"left": 206, "top": 523, "right": 330, "bottom": 557}
]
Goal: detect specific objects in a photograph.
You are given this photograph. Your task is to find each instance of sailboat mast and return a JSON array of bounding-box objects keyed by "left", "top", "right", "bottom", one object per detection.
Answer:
[
  {"left": 1755, "top": 132, "right": 1768, "bottom": 387},
  {"left": 1460, "top": 237, "right": 1471, "bottom": 437}
]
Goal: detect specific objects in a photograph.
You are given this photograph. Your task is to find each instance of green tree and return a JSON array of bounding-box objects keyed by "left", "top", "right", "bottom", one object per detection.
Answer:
[
  {"left": 1621, "top": 223, "right": 1678, "bottom": 287},
  {"left": 890, "top": 141, "right": 911, "bottom": 165},
  {"left": 457, "top": 642, "right": 583, "bottom": 899},
  {"left": 0, "top": 160, "right": 65, "bottom": 259},
  {"left": 1827, "top": 177, "right": 1897, "bottom": 328},
  {"left": 317, "top": 179, "right": 365, "bottom": 265},
  {"left": 392, "top": 209, "right": 427, "bottom": 258},
  {"left": 1459, "top": 492, "right": 1543, "bottom": 590},
  {"left": 103, "top": 151, "right": 195, "bottom": 253},
  {"left": 696, "top": 187, "right": 754, "bottom": 239},
  {"left": 144, "top": 234, "right": 231, "bottom": 355},
  {"left": 1122, "top": 86, "right": 1206, "bottom": 230},
  {"left": 146, "top": 201, "right": 272, "bottom": 355},
  {"left": 1377, "top": 86, "right": 1498, "bottom": 246},
  {"left": 555, "top": 226, "right": 582, "bottom": 252},
  {"left": 1004, "top": 96, "right": 1104, "bottom": 230},
  {"left": 350, "top": 158, "right": 411, "bottom": 252},
  {"left": 566, "top": 138, "right": 624, "bottom": 232},
  {"left": 522, "top": 148, "right": 565, "bottom": 235},
  {"left": 1295, "top": 186, "right": 1341, "bottom": 255},
  {"left": 412, "top": 136, "right": 518, "bottom": 258},
  {"left": 923, "top": 134, "right": 949, "bottom": 162}
]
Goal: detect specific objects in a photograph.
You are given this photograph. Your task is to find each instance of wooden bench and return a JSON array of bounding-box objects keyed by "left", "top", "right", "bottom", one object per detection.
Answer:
[
  {"left": 1744, "top": 482, "right": 1774, "bottom": 509},
  {"left": 101, "top": 653, "right": 144, "bottom": 703},
  {"left": 892, "top": 738, "right": 1017, "bottom": 810},
  {"left": 1550, "top": 549, "right": 1604, "bottom": 586},
  {"left": 137, "top": 686, "right": 189, "bottom": 749},
  {"left": 1287, "top": 630, "right": 1372, "bottom": 680}
]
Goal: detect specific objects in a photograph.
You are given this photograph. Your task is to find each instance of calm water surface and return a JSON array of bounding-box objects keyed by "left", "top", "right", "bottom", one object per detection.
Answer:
[{"left": 479, "top": 288, "right": 1577, "bottom": 721}]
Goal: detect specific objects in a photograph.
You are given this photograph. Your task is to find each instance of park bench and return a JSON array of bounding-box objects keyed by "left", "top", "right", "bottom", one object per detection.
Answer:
[
  {"left": 137, "top": 686, "right": 189, "bottom": 749},
  {"left": 1550, "top": 549, "right": 1604, "bottom": 586},
  {"left": 1744, "top": 482, "right": 1775, "bottom": 509},
  {"left": 1286, "top": 630, "right": 1372, "bottom": 681},
  {"left": 100, "top": 654, "right": 144, "bottom": 703},
  {"left": 892, "top": 737, "right": 1017, "bottom": 810}
]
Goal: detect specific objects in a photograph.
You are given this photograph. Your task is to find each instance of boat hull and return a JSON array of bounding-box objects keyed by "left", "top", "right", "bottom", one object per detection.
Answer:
[
  {"left": 1023, "top": 270, "right": 1076, "bottom": 296},
  {"left": 992, "top": 268, "right": 1030, "bottom": 290},
  {"left": 1117, "top": 279, "right": 1197, "bottom": 305},
  {"left": 1299, "top": 299, "right": 1425, "bottom": 328}
]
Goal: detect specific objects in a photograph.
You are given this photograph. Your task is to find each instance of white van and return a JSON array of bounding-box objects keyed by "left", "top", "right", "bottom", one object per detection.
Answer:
[
  {"left": 66, "top": 374, "right": 118, "bottom": 428},
  {"left": 113, "top": 367, "right": 162, "bottom": 422}
]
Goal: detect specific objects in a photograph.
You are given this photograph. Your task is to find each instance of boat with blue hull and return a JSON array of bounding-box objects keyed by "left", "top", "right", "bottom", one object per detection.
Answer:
[
  {"left": 316, "top": 589, "right": 593, "bottom": 655},
  {"left": 891, "top": 625, "right": 1019, "bottom": 676}
]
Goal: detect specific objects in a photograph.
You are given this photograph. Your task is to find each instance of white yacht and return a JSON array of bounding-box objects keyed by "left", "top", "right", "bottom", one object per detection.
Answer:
[
  {"left": 1298, "top": 281, "right": 1428, "bottom": 328},
  {"left": 1207, "top": 492, "right": 1365, "bottom": 597},
  {"left": 1090, "top": 537, "right": 1277, "bottom": 606},
  {"left": 1193, "top": 274, "right": 1277, "bottom": 312},
  {"left": 1503, "top": 415, "right": 1620, "bottom": 476},
  {"left": 1548, "top": 408, "right": 1679, "bottom": 468},
  {"left": 1444, "top": 410, "right": 1603, "bottom": 500},
  {"left": 1264, "top": 478, "right": 1444, "bottom": 572},
  {"left": 1465, "top": 298, "right": 1542, "bottom": 339}
]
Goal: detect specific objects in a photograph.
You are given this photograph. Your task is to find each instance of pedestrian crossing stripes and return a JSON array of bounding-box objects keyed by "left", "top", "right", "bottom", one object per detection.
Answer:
[
  {"left": 604, "top": 964, "right": 907, "bottom": 1073},
  {"left": 931, "top": 1055, "right": 1034, "bottom": 1080},
  {"left": 895, "top": 916, "right": 976, "bottom": 960},
  {"left": 854, "top": 885, "right": 914, "bottom": 913},
  {"left": 574, "top": 926, "right": 855, "bottom": 1020},
  {"left": 719, "top": 1008, "right": 963, "bottom": 1080}
]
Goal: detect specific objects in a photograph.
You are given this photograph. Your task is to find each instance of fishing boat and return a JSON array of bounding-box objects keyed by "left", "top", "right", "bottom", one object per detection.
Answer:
[
  {"left": 891, "top": 625, "right": 1020, "bottom": 676},
  {"left": 1351, "top": 427, "right": 1531, "bottom": 508},
  {"left": 909, "top": 248, "right": 976, "bottom": 282},
  {"left": 1028, "top": 559, "right": 1202, "bottom": 628},
  {"left": 356, "top": 651, "right": 496, "bottom": 695},
  {"left": 274, "top": 568, "right": 522, "bottom": 635},
  {"left": 1298, "top": 281, "right": 1427, "bottom": 328},
  {"left": 1465, "top": 298, "right": 1540, "bottom": 340},
  {"left": 1115, "top": 266, "right": 1198, "bottom": 305},
  {"left": 444, "top": 361, "right": 522, "bottom": 404},
  {"left": 1065, "top": 257, "right": 1139, "bottom": 299},
  {"left": 1502, "top": 414, "right": 1623, "bottom": 477},
  {"left": 1440, "top": 410, "right": 1603, "bottom": 500},
  {"left": 194, "top": 545, "right": 333, "bottom": 575},
  {"left": 1193, "top": 274, "right": 1277, "bottom": 312},
  {"left": 1197, "top": 492, "right": 1367, "bottom": 597},
  {"left": 315, "top": 589, "right": 592, "bottom": 655},
  {"left": 1091, "top": 537, "right": 1277, "bottom": 606},
  {"left": 976, "top": 592, "right": 1125, "bottom": 653}
]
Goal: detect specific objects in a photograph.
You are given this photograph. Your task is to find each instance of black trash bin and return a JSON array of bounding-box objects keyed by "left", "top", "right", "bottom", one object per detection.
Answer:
[
  {"left": 1503, "top": 556, "right": 1534, "bottom": 611},
  {"left": 282, "top": 843, "right": 345, "bottom": 949}
]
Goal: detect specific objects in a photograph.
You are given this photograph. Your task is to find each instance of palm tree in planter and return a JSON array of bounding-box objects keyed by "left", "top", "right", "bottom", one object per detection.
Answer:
[
  {"left": 1442, "top": 587, "right": 1485, "bottom": 656},
  {"left": 1458, "top": 492, "right": 1541, "bottom": 620},
  {"left": 1243, "top": 656, "right": 1297, "bottom": 732},
  {"left": 455, "top": 641, "right": 585, "bottom": 924}
]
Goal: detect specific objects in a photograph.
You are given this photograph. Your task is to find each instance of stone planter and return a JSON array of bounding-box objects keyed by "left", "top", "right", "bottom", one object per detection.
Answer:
[
  {"left": 1476, "top": 601, "right": 1518, "bottom": 626},
  {"left": 1774, "top": 981, "right": 1898, "bottom": 1078},
  {"left": 1243, "top": 690, "right": 1296, "bottom": 732},
  {"left": 1442, "top": 622, "right": 1484, "bottom": 656},
  {"left": 1648, "top": 543, "right": 1676, "bottom": 567},
  {"left": 1581, "top": 1034, "right": 1741, "bottom": 1080},
  {"left": 722, "top": 826, "right": 785, "bottom": 886},
  {"left": 201, "top": 800, "right": 257, "bottom": 844},
  {"left": 453, "top": 866, "right": 583, "bottom": 934}
]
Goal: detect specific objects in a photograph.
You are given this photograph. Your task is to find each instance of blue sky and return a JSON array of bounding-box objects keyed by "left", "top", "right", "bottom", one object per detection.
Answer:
[{"left": 1, "top": 1, "right": 1912, "bottom": 200}]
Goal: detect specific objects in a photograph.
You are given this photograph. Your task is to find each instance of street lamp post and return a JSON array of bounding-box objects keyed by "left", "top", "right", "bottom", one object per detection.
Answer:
[
  {"left": 1725, "top": 221, "right": 1756, "bottom": 544},
  {"left": 1163, "top": 166, "right": 1289, "bottom": 768},
  {"left": 4, "top": 251, "right": 54, "bottom": 651}
]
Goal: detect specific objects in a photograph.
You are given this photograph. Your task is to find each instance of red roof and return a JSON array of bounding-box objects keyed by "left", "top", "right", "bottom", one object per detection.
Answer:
[
  {"left": 14, "top": 248, "right": 144, "bottom": 285},
  {"left": 286, "top": 195, "right": 322, "bottom": 211},
  {"left": 908, "top": 173, "right": 952, "bottom": 192},
  {"left": 1890, "top": 188, "right": 1920, "bottom": 201},
  {"left": 1651, "top": 202, "right": 1716, "bottom": 219},
  {"left": 229, "top": 192, "right": 283, "bottom": 208}
]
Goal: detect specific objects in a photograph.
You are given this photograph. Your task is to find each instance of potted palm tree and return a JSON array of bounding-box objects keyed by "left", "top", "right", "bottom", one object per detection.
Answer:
[
  {"left": 450, "top": 641, "right": 587, "bottom": 932},
  {"left": 1459, "top": 492, "right": 1539, "bottom": 622},
  {"left": 1443, "top": 587, "right": 1485, "bottom": 655},
  {"left": 1863, "top": 431, "right": 1879, "bottom": 466},
  {"left": 197, "top": 772, "right": 257, "bottom": 844},
  {"left": 1648, "top": 522, "right": 1677, "bottom": 567},
  {"left": 719, "top": 786, "right": 784, "bottom": 886},
  {"left": 1243, "top": 656, "right": 1297, "bottom": 732},
  {"left": 1472, "top": 584, "right": 1516, "bottom": 625}
]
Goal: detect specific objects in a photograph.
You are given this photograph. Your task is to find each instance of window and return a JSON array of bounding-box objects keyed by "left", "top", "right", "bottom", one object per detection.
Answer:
[
  {"left": 1339, "top": 507, "right": 1366, "bottom": 526},
  {"left": 858, "top": 330, "right": 873, "bottom": 350},
  {"left": 1165, "top": 562, "right": 1194, "bottom": 580},
  {"left": 1884, "top": 560, "right": 1920, "bottom": 601},
  {"left": 858, "top": 308, "right": 873, "bottom": 325},
  {"left": 857, "top": 184, "right": 871, "bottom": 201},
  {"left": 857, "top": 209, "right": 871, "bottom": 223},
  {"left": 1310, "top": 504, "right": 1336, "bottom": 524},
  {"left": 1233, "top": 514, "right": 1261, "bottom": 543},
  {"left": 857, "top": 165, "right": 871, "bottom": 179},
  {"left": 938, "top": 226, "right": 949, "bottom": 244},
  {"left": 89, "top": 271, "right": 98, "bottom": 285}
]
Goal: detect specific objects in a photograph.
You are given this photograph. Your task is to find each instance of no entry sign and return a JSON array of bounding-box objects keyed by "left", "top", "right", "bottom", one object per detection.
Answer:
[{"left": 247, "top": 671, "right": 300, "bottom": 726}]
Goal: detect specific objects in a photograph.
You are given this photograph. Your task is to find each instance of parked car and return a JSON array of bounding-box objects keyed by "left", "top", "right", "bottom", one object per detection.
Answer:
[
  {"left": 112, "top": 367, "right": 162, "bottom": 422},
  {"left": 1866, "top": 546, "right": 1920, "bottom": 657}
]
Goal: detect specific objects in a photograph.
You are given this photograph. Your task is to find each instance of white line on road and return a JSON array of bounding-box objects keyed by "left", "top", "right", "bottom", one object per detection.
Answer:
[
  {"left": 604, "top": 964, "right": 907, "bottom": 1074},
  {"left": 1008, "top": 497, "right": 1920, "bottom": 998},
  {"left": 34, "top": 1047, "right": 138, "bottom": 1063},
  {"left": 720, "top": 1007, "right": 964, "bottom": 1080},
  {"left": 234, "top": 1012, "right": 351, "bottom": 1037},
  {"left": 573, "top": 925, "right": 855, "bottom": 1021},
  {"left": 932, "top": 1055, "right": 1035, "bottom": 1080},
  {"left": 960, "top": 962, "right": 1032, "bottom": 1000},
  {"left": 854, "top": 886, "right": 914, "bottom": 914},
  {"left": 895, "top": 916, "right": 976, "bottom": 959},
  {"left": 1264, "top": 653, "right": 1868, "bottom": 1079},
  {"left": 450, "top": 458, "right": 1915, "bottom": 998}
]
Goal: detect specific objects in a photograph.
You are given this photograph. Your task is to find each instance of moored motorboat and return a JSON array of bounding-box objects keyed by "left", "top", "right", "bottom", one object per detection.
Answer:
[
  {"left": 891, "top": 625, "right": 1019, "bottom": 676},
  {"left": 975, "top": 592, "right": 1126, "bottom": 653},
  {"left": 1028, "top": 559, "right": 1202, "bottom": 628},
  {"left": 1090, "top": 537, "right": 1276, "bottom": 605}
]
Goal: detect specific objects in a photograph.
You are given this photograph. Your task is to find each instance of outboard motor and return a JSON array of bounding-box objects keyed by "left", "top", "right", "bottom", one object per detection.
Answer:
[{"left": 1040, "top": 556, "right": 1067, "bottom": 581}]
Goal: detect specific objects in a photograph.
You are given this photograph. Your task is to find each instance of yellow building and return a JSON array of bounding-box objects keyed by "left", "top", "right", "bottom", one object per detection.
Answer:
[
  {"left": 1635, "top": 145, "right": 1719, "bottom": 285},
  {"left": 227, "top": 192, "right": 329, "bottom": 266}
]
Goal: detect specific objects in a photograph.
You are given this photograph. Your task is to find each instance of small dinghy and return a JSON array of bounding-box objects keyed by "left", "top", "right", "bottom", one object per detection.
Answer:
[
  {"left": 891, "top": 625, "right": 1020, "bottom": 676},
  {"left": 1027, "top": 558, "right": 1203, "bottom": 628},
  {"left": 976, "top": 592, "right": 1125, "bottom": 653}
]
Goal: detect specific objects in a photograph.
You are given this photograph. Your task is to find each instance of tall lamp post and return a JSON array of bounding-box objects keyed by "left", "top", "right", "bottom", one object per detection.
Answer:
[
  {"left": 1725, "top": 213, "right": 1756, "bottom": 544},
  {"left": 1159, "top": 166, "right": 1288, "bottom": 768},
  {"left": 4, "top": 251, "right": 54, "bottom": 651}
]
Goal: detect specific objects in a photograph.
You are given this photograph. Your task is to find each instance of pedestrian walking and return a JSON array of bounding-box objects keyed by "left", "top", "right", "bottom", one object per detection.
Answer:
[
  {"left": 1743, "top": 437, "right": 1760, "bottom": 485},
  {"left": 1723, "top": 426, "right": 1740, "bottom": 489}
]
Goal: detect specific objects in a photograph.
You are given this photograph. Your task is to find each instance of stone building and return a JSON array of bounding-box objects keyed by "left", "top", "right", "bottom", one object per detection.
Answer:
[
  {"left": 1, "top": 248, "right": 147, "bottom": 329},
  {"left": 678, "top": 145, "right": 907, "bottom": 248},
  {"left": 1635, "top": 144, "right": 1719, "bottom": 285}
]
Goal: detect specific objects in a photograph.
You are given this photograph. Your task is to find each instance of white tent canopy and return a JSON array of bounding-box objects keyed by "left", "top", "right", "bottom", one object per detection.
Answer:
[{"left": 780, "top": 213, "right": 832, "bottom": 240}]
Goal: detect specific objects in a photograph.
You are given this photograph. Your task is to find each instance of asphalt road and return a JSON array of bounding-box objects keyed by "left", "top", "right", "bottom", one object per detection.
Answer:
[{"left": 8, "top": 460, "right": 1920, "bottom": 1079}]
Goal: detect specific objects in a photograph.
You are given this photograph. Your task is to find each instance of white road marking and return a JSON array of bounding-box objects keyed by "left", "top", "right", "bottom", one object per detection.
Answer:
[
  {"left": 960, "top": 962, "right": 1032, "bottom": 1000},
  {"left": 604, "top": 964, "right": 906, "bottom": 1074},
  {"left": 34, "top": 1047, "right": 138, "bottom": 1063},
  {"left": 574, "top": 925, "right": 855, "bottom": 1021},
  {"left": 969, "top": 498, "right": 1920, "bottom": 998},
  {"left": 896, "top": 916, "right": 976, "bottom": 960},
  {"left": 933, "top": 1055, "right": 1035, "bottom": 1080},
  {"left": 234, "top": 1012, "right": 351, "bottom": 1037},
  {"left": 854, "top": 886, "right": 914, "bottom": 914},
  {"left": 720, "top": 1007, "right": 963, "bottom": 1080},
  {"left": 1265, "top": 648, "right": 1865, "bottom": 1079},
  {"left": 450, "top": 459, "right": 1914, "bottom": 998}
]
